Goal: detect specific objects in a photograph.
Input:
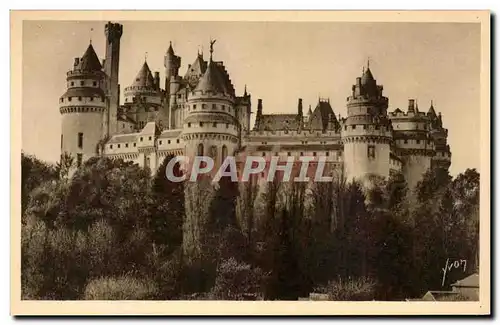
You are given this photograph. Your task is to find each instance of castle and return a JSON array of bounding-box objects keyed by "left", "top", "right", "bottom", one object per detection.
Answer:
[{"left": 59, "top": 22, "right": 451, "bottom": 189}]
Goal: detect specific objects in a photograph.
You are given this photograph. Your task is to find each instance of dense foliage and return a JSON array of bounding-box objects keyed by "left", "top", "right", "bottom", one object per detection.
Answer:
[{"left": 21, "top": 153, "right": 480, "bottom": 300}]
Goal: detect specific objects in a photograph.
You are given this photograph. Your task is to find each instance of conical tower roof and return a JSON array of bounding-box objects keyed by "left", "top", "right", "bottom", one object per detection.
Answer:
[
  {"left": 428, "top": 100, "right": 437, "bottom": 117},
  {"left": 361, "top": 67, "right": 375, "bottom": 85},
  {"left": 166, "top": 41, "right": 174, "bottom": 55},
  {"left": 79, "top": 43, "right": 102, "bottom": 72},
  {"left": 194, "top": 60, "right": 228, "bottom": 94},
  {"left": 131, "top": 61, "right": 155, "bottom": 88}
]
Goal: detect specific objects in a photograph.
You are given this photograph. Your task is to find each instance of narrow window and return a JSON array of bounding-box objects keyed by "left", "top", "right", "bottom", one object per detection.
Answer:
[
  {"left": 126, "top": 143, "right": 129, "bottom": 148},
  {"left": 287, "top": 152, "right": 291, "bottom": 156},
  {"left": 300, "top": 152, "right": 304, "bottom": 156},
  {"left": 193, "top": 105, "right": 197, "bottom": 110},
  {"left": 140, "top": 137, "right": 143, "bottom": 141},
  {"left": 78, "top": 96, "right": 82, "bottom": 101},
  {"left": 70, "top": 82, "right": 74, "bottom": 86},
  {"left": 80, "top": 81, "right": 84, "bottom": 86},
  {"left": 93, "top": 81, "right": 97, "bottom": 86},
  {"left": 77, "top": 153, "right": 83, "bottom": 167},
  {"left": 133, "top": 143, "right": 136, "bottom": 147},
  {"left": 221, "top": 145, "right": 228, "bottom": 162},
  {"left": 404, "top": 139, "right": 408, "bottom": 144},
  {"left": 212, "top": 104, "right": 217, "bottom": 109},
  {"left": 367, "top": 145, "right": 375, "bottom": 159},
  {"left": 77, "top": 132, "right": 83, "bottom": 149},
  {"left": 197, "top": 143, "right": 204, "bottom": 156},
  {"left": 188, "top": 122, "right": 191, "bottom": 127},
  {"left": 416, "top": 140, "right": 420, "bottom": 144},
  {"left": 200, "top": 122, "right": 204, "bottom": 127},
  {"left": 168, "top": 140, "right": 171, "bottom": 144},
  {"left": 326, "top": 152, "right": 330, "bottom": 156},
  {"left": 226, "top": 123, "right": 229, "bottom": 128},
  {"left": 110, "top": 145, "right": 113, "bottom": 149},
  {"left": 313, "top": 152, "right": 317, "bottom": 156},
  {"left": 117, "top": 144, "right": 121, "bottom": 148},
  {"left": 176, "top": 139, "right": 179, "bottom": 143},
  {"left": 149, "top": 136, "right": 152, "bottom": 141},
  {"left": 213, "top": 122, "right": 217, "bottom": 127},
  {"left": 68, "top": 97, "right": 72, "bottom": 102}
]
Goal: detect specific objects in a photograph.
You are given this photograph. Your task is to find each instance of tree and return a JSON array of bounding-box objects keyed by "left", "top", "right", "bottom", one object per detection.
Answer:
[
  {"left": 148, "top": 155, "right": 184, "bottom": 253},
  {"left": 21, "top": 152, "right": 59, "bottom": 217}
]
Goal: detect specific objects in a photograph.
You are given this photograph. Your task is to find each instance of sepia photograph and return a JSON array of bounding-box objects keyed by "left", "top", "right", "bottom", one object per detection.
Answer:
[{"left": 11, "top": 10, "right": 490, "bottom": 315}]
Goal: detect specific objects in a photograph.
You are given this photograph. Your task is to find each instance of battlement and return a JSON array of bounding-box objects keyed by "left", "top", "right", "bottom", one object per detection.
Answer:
[
  {"left": 189, "top": 90, "right": 235, "bottom": 102},
  {"left": 105, "top": 22, "right": 123, "bottom": 41},
  {"left": 388, "top": 109, "right": 430, "bottom": 119},
  {"left": 249, "top": 128, "right": 341, "bottom": 138}
]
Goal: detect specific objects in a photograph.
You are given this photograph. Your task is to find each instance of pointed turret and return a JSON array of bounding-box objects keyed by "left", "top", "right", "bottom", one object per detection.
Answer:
[
  {"left": 131, "top": 61, "right": 156, "bottom": 88},
  {"left": 78, "top": 43, "right": 102, "bottom": 72},
  {"left": 428, "top": 100, "right": 437, "bottom": 117},
  {"left": 193, "top": 40, "right": 230, "bottom": 96},
  {"left": 167, "top": 41, "right": 174, "bottom": 55}
]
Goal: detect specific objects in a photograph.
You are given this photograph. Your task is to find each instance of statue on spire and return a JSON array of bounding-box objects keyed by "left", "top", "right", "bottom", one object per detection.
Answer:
[{"left": 209, "top": 39, "right": 216, "bottom": 61}]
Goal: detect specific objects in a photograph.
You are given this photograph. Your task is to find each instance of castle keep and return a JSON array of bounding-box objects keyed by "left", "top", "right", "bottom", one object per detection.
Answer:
[{"left": 59, "top": 22, "right": 451, "bottom": 188}]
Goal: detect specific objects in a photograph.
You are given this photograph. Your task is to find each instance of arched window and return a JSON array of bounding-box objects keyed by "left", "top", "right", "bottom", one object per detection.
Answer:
[
  {"left": 197, "top": 143, "right": 204, "bottom": 156},
  {"left": 221, "top": 145, "right": 228, "bottom": 162},
  {"left": 209, "top": 145, "right": 217, "bottom": 160}
]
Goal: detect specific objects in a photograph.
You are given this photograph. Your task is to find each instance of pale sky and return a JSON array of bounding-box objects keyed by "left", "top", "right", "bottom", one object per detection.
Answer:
[{"left": 22, "top": 21, "right": 481, "bottom": 175}]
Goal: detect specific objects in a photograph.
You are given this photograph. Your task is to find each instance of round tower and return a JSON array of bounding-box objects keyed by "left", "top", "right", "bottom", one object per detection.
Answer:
[
  {"left": 427, "top": 102, "right": 451, "bottom": 170},
  {"left": 389, "top": 99, "right": 435, "bottom": 190},
  {"left": 341, "top": 64, "right": 392, "bottom": 183},
  {"left": 181, "top": 41, "right": 239, "bottom": 171},
  {"left": 59, "top": 42, "right": 106, "bottom": 167},
  {"left": 123, "top": 60, "right": 163, "bottom": 129}
]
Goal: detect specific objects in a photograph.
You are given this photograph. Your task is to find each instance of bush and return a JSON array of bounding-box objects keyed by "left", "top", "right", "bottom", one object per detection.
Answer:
[
  {"left": 315, "top": 277, "right": 376, "bottom": 301},
  {"left": 84, "top": 276, "right": 158, "bottom": 300},
  {"left": 208, "top": 257, "right": 266, "bottom": 300}
]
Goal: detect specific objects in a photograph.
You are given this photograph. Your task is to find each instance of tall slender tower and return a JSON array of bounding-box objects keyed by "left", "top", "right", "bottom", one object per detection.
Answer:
[
  {"left": 341, "top": 64, "right": 392, "bottom": 182},
  {"left": 103, "top": 22, "right": 123, "bottom": 138}
]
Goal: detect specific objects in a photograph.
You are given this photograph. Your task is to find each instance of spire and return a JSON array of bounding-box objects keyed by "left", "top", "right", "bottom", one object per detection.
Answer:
[
  {"left": 244, "top": 84, "right": 248, "bottom": 97},
  {"left": 89, "top": 28, "right": 94, "bottom": 44},
  {"left": 428, "top": 100, "right": 437, "bottom": 117},
  {"left": 167, "top": 41, "right": 174, "bottom": 55},
  {"left": 78, "top": 43, "right": 102, "bottom": 72},
  {"left": 298, "top": 98, "right": 303, "bottom": 117},
  {"left": 144, "top": 52, "right": 148, "bottom": 62}
]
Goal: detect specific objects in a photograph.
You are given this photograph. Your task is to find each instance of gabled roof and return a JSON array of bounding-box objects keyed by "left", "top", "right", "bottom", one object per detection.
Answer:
[
  {"left": 309, "top": 101, "right": 337, "bottom": 131},
  {"left": 78, "top": 43, "right": 102, "bottom": 72},
  {"left": 139, "top": 121, "right": 161, "bottom": 136},
  {"left": 259, "top": 114, "right": 300, "bottom": 131},
  {"left": 131, "top": 62, "right": 156, "bottom": 88}
]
